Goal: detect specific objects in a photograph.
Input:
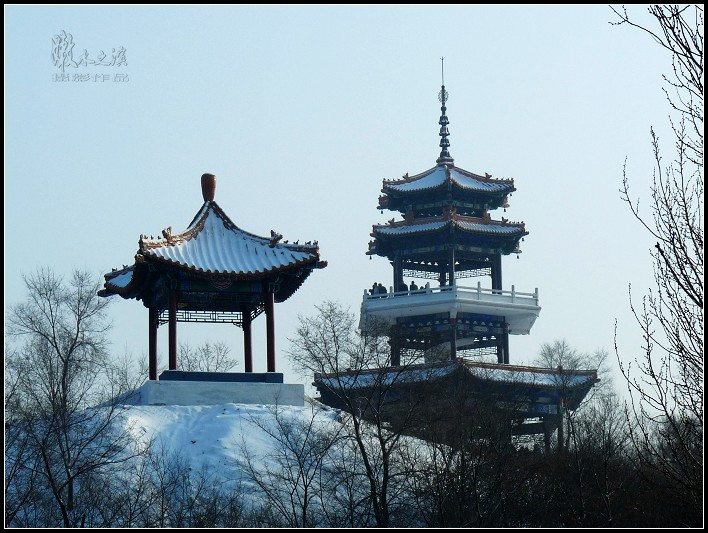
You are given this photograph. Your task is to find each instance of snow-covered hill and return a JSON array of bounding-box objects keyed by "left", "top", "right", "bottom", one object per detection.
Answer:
[{"left": 119, "top": 400, "right": 341, "bottom": 475}]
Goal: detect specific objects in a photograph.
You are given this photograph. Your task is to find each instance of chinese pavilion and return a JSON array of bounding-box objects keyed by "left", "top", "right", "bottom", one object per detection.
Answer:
[
  {"left": 99, "top": 173, "right": 326, "bottom": 380},
  {"left": 362, "top": 67, "right": 541, "bottom": 365}
]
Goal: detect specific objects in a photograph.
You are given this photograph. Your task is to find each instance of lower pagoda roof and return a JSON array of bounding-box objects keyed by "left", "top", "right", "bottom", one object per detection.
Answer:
[{"left": 314, "top": 359, "right": 599, "bottom": 415}]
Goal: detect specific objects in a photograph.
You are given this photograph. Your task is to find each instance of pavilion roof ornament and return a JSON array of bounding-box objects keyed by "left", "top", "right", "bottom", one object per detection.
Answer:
[{"left": 436, "top": 57, "right": 454, "bottom": 166}]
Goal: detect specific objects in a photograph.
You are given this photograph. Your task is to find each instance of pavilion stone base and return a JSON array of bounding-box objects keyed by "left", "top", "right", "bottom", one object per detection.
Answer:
[{"left": 135, "top": 371, "right": 304, "bottom": 407}]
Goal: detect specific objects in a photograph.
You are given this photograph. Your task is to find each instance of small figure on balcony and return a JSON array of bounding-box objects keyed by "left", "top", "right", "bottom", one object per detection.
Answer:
[{"left": 410, "top": 280, "right": 419, "bottom": 292}]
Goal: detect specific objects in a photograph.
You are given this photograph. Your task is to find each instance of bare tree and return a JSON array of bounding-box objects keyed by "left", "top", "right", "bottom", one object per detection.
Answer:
[
  {"left": 611, "top": 4, "right": 703, "bottom": 526},
  {"left": 5, "top": 268, "right": 143, "bottom": 527},
  {"left": 287, "top": 300, "right": 430, "bottom": 527},
  {"left": 179, "top": 341, "right": 238, "bottom": 373},
  {"left": 404, "top": 393, "right": 531, "bottom": 527},
  {"left": 236, "top": 402, "right": 344, "bottom": 527},
  {"left": 533, "top": 339, "right": 610, "bottom": 451}
]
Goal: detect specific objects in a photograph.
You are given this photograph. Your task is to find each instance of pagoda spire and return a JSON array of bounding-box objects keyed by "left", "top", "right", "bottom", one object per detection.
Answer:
[{"left": 436, "top": 57, "right": 454, "bottom": 166}]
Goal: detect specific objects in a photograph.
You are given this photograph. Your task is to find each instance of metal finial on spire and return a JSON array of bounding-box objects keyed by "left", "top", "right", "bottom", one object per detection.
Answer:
[{"left": 436, "top": 57, "right": 454, "bottom": 166}]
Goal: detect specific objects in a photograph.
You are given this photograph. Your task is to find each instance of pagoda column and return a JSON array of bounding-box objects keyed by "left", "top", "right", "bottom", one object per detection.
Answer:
[
  {"left": 449, "top": 316, "right": 457, "bottom": 359},
  {"left": 265, "top": 292, "right": 276, "bottom": 372},
  {"left": 543, "top": 417, "right": 553, "bottom": 454},
  {"left": 168, "top": 290, "right": 178, "bottom": 370},
  {"left": 243, "top": 310, "right": 253, "bottom": 373},
  {"left": 393, "top": 254, "right": 403, "bottom": 292},
  {"left": 448, "top": 247, "right": 456, "bottom": 285},
  {"left": 148, "top": 308, "right": 158, "bottom": 380},
  {"left": 491, "top": 254, "right": 502, "bottom": 293},
  {"left": 391, "top": 328, "right": 401, "bottom": 367}
]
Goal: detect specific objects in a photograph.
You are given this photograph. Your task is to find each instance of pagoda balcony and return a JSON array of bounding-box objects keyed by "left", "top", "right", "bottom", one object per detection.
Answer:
[{"left": 360, "top": 283, "right": 541, "bottom": 335}]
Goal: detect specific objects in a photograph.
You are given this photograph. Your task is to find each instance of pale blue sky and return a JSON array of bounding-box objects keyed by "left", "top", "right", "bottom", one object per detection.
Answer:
[{"left": 6, "top": 6, "right": 668, "bottom": 387}]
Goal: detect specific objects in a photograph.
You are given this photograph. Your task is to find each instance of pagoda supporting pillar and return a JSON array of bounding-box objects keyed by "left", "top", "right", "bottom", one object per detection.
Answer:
[
  {"left": 265, "top": 293, "right": 276, "bottom": 372},
  {"left": 393, "top": 255, "right": 403, "bottom": 292},
  {"left": 491, "top": 254, "right": 502, "bottom": 293},
  {"left": 497, "top": 318, "right": 510, "bottom": 364},
  {"left": 391, "top": 332, "right": 401, "bottom": 367},
  {"left": 449, "top": 316, "right": 457, "bottom": 360},
  {"left": 243, "top": 311, "right": 253, "bottom": 373},
  {"left": 148, "top": 308, "right": 158, "bottom": 381},
  {"left": 496, "top": 336, "right": 510, "bottom": 364},
  {"left": 543, "top": 417, "right": 552, "bottom": 454},
  {"left": 557, "top": 397, "right": 566, "bottom": 454},
  {"left": 448, "top": 248, "right": 456, "bottom": 286},
  {"left": 168, "top": 290, "right": 177, "bottom": 370}
]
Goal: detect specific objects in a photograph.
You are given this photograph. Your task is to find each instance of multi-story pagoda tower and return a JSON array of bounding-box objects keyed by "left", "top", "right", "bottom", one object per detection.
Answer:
[{"left": 362, "top": 63, "right": 541, "bottom": 365}]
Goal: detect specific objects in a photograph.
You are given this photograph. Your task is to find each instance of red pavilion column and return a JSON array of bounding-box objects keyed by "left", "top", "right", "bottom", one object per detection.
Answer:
[
  {"left": 148, "top": 308, "right": 158, "bottom": 380},
  {"left": 265, "top": 292, "right": 276, "bottom": 372},
  {"left": 168, "top": 290, "right": 177, "bottom": 370},
  {"left": 243, "top": 310, "right": 253, "bottom": 373}
]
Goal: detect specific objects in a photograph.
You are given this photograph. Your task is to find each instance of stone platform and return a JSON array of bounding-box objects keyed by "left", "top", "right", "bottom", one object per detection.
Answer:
[{"left": 131, "top": 371, "right": 304, "bottom": 406}]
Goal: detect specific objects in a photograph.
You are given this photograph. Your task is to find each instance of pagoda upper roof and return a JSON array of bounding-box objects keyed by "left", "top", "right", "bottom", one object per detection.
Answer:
[
  {"left": 136, "top": 201, "right": 321, "bottom": 277},
  {"left": 383, "top": 164, "right": 514, "bottom": 196}
]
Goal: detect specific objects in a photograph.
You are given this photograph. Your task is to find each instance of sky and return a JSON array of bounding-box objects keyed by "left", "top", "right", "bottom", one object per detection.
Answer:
[{"left": 5, "top": 5, "right": 671, "bottom": 391}]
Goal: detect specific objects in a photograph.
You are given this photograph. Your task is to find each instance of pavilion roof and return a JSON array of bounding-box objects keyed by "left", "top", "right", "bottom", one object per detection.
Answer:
[
  {"left": 136, "top": 201, "right": 321, "bottom": 277},
  {"left": 100, "top": 174, "right": 326, "bottom": 304}
]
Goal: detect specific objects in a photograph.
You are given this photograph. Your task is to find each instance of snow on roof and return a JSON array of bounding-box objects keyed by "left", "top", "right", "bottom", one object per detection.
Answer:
[
  {"left": 140, "top": 202, "right": 319, "bottom": 276},
  {"left": 384, "top": 165, "right": 513, "bottom": 194},
  {"left": 374, "top": 218, "right": 525, "bottom": 236},
  {"left": 375, "top": 221, "right": 447, "bottom": 235},
  {"left": 316, "top": 364, "right": 457, "bottom": 390},
  {"left": 316, "top": 361, "right": 596, "bottom": 392},
  {"left": 455, "top": 220, "right": 525, "bottom": 235},
  {"left": 466, "top": 365, "right": 596, "bottom": 388}
]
